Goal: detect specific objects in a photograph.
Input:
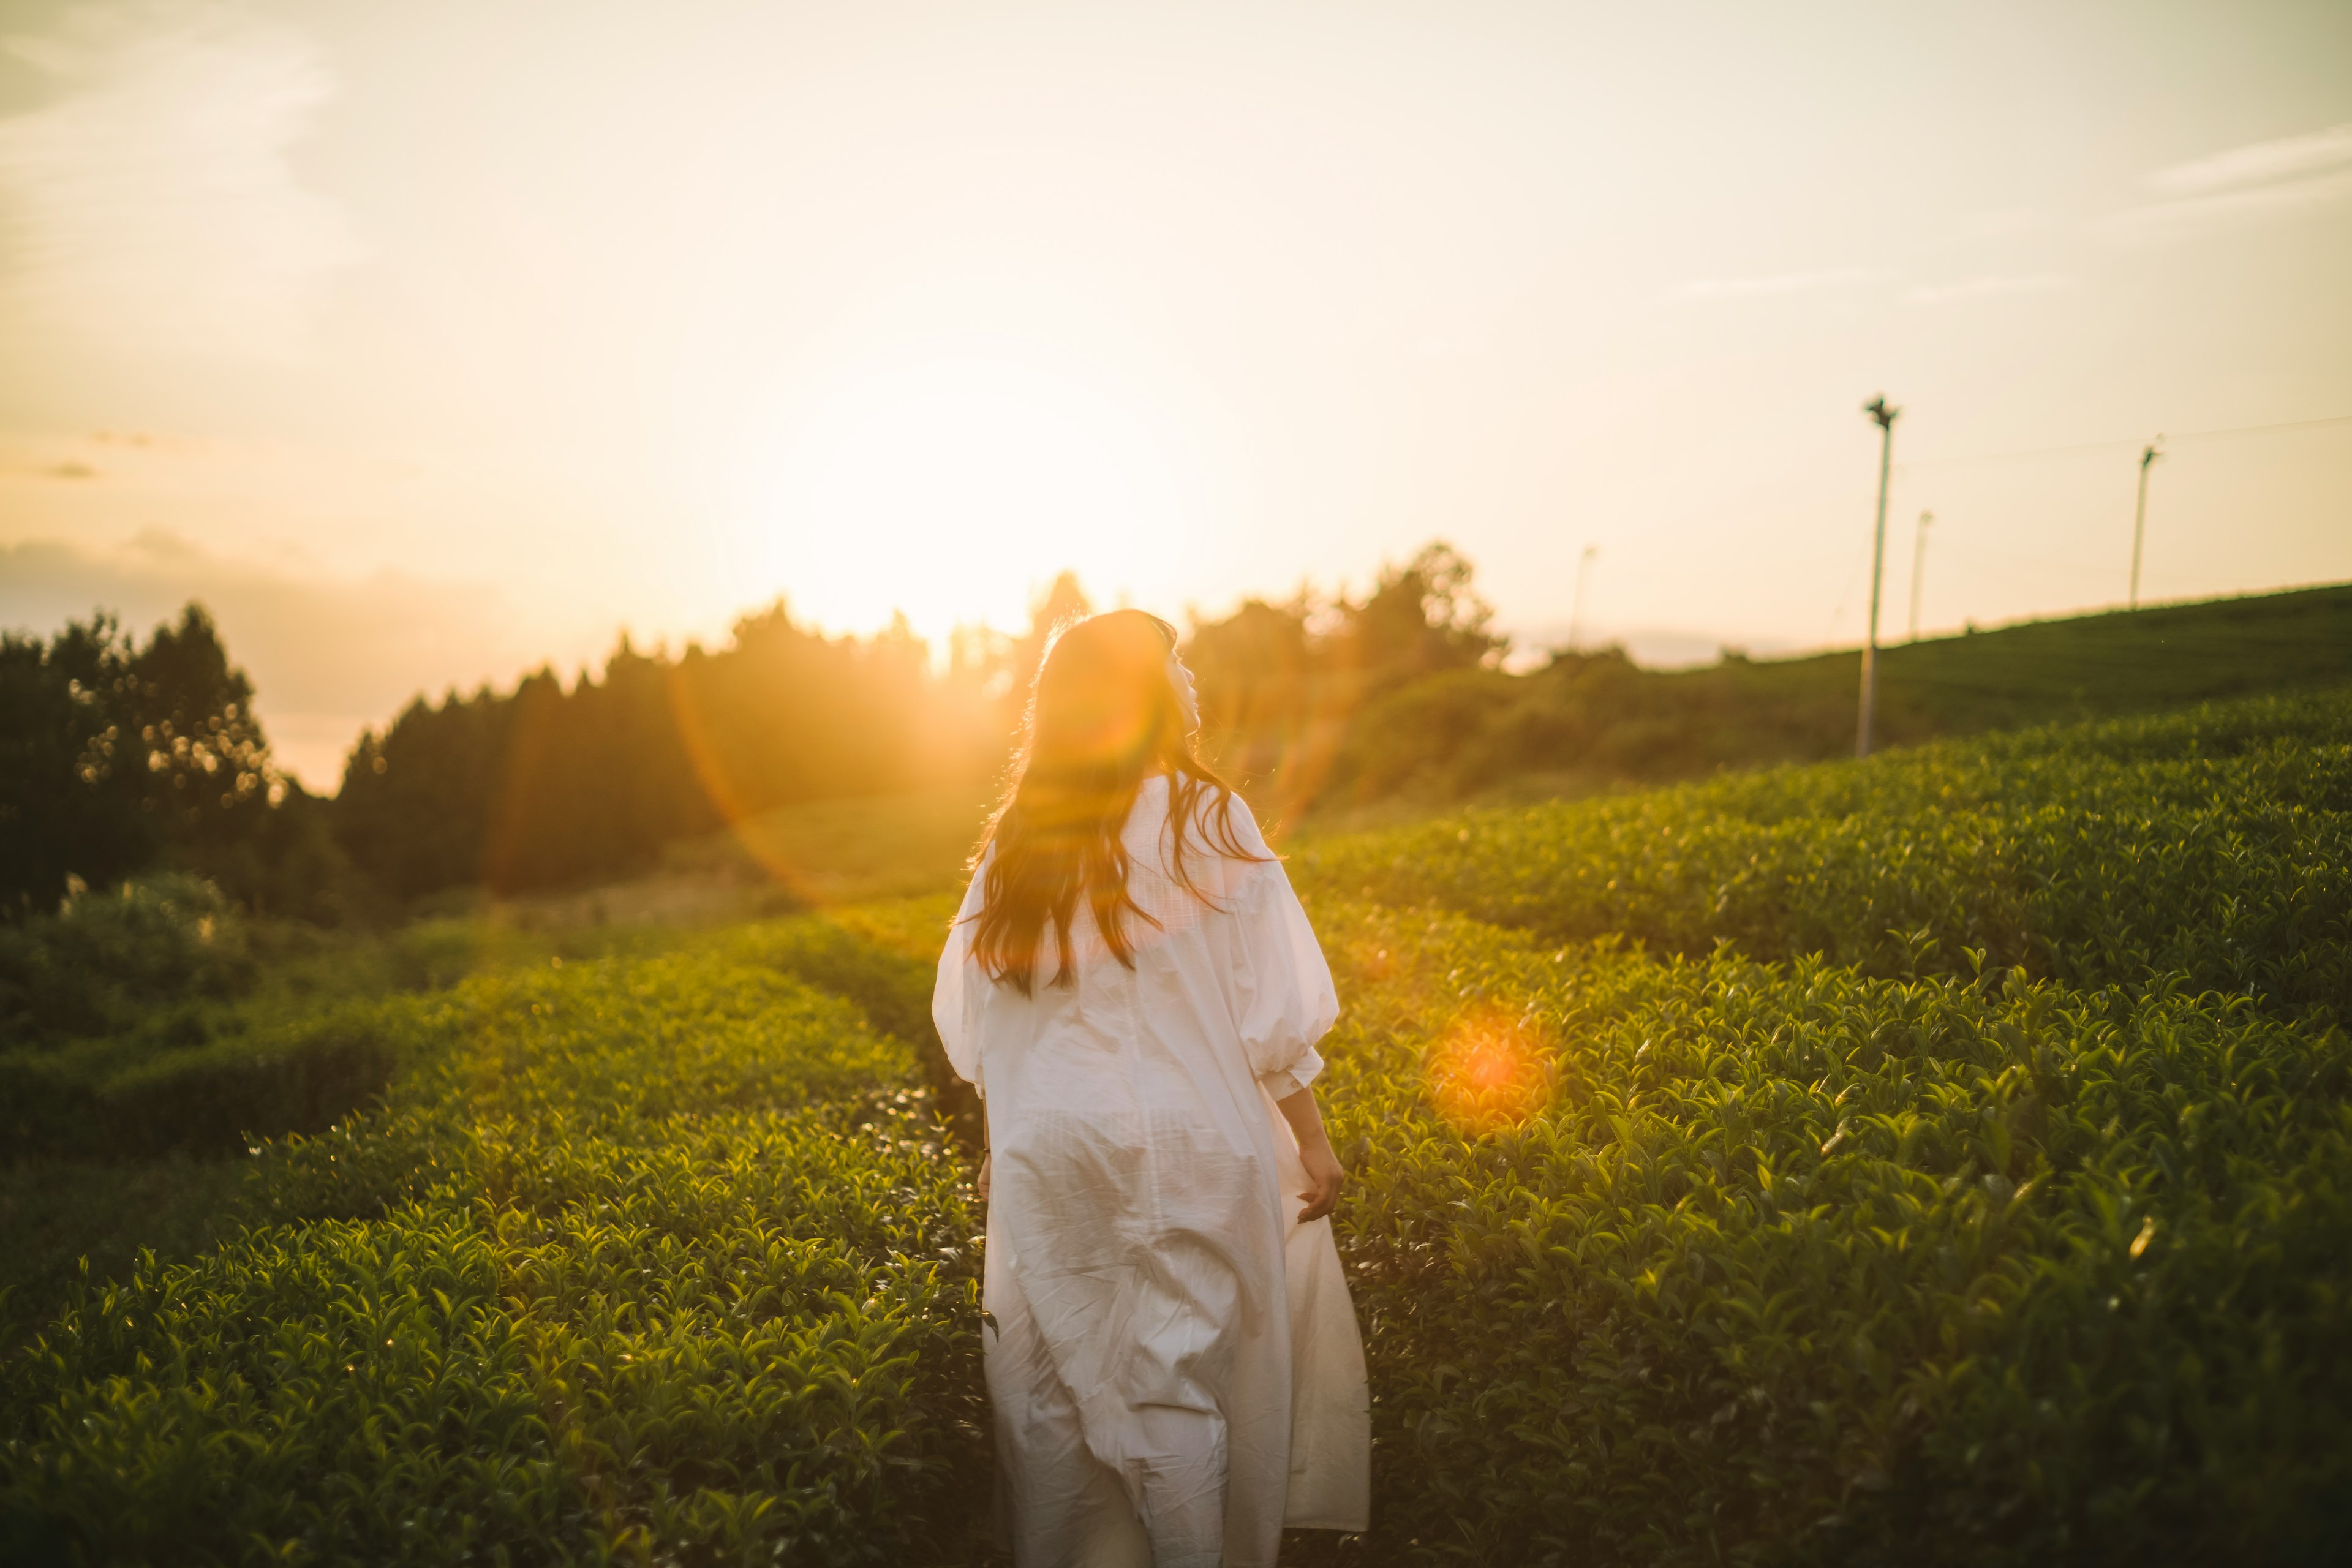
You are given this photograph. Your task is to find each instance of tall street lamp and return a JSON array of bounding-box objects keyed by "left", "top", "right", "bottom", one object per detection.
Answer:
[
  {"left": 1857, "top": 394, "right": 1899, "bottom": 759},
  {"left": 1568, "top": 544, "right": 1599, "bottom": 653}
]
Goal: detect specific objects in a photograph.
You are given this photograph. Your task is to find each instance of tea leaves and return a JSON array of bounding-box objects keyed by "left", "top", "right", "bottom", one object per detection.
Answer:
[{"left": 8, "top": 688, "right": 2351, "bottom": 1563}]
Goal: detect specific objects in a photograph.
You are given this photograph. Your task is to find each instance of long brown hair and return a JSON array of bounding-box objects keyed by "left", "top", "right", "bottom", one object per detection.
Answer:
[{"left": 971, "top": 608, "right": 1259, "bottom": 994}]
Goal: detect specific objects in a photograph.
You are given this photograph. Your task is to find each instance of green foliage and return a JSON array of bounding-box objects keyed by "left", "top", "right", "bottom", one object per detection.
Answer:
[
  {"left": 330, "top": 607, "right": 1011, "bottom": 900},
  {"left": 1295, "top": 690, "right": 2352, "bottom": 1018},
  {"left": 0, "top": 897, "right": 698, "bottom": 1165},
  {"left": 1, "top": 948, "right": 986, "bottom": 1565},
  {"left": 1298, "top": 901, "right": 2352, "bottom": 1564},
  {"left": 0, "top": 874, "right": 255, "bottom": 1047},
  {"left": 0, "top": 606, "right": 359, "bottom": 922},
  {"left": 0, "top": 1157, "right": 248, "bottom": 1351},
  {"left": 8, "top": 686, "right": 2350, "bottom": 1564},
  {"left": 1300, "top": 581, "right": 2352, "bottom": 806}
]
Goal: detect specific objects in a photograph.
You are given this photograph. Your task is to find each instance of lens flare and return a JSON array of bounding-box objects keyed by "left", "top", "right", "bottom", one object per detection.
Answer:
[{"left": 1427, "top": 1005, "right": 1553, "bottom": 1134}]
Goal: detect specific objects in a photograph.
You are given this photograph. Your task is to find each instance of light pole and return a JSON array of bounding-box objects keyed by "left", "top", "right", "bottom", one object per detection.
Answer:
[
  {"left": 1568, "top": 544, "right": 1598, "bottom": 653},
  {"left": 2129, "top": 439, "right": 2163, "bottom": 610},
  {"left": 1907, "top": 510, "right": 1933, "bottom": 643},
  {"left": 1857, "top": 395, "right": 1899, "bottom": 759}
]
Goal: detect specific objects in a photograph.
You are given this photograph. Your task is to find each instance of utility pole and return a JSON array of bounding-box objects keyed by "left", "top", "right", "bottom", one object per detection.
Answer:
[
  {"left": 2129, "top": 439, "right": 2163, "bottom": 610},
  {"left": 1907, "top": 510, "right": 1933, "bottom": 643},
  {"left": 1857, "top": 395, "right": 1899, "bottom": 760},
  {"left": 1568, "top": 544, "right": 1598, "bottom": 653}
]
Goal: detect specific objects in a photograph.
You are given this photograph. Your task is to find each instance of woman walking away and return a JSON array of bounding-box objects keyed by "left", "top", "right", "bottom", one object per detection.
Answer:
[{"left": 933, "top": 609, "right": 1370, "bottom": 1568}]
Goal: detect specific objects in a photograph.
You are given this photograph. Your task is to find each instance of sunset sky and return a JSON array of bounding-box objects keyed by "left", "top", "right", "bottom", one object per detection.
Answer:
[{"left": 2, "top": 0, "right": 2347, "bottom": 786}]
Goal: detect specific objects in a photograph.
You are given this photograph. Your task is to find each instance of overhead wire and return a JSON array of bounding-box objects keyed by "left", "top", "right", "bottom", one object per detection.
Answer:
[{"left": 1896, "top": 413, "right": 2351, "bottom": 470}]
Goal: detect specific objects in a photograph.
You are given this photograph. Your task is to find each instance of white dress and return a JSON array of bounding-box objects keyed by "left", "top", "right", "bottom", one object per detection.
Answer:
[{"left": 933, "top": 778, "right": 1371, "bottom": 1568}]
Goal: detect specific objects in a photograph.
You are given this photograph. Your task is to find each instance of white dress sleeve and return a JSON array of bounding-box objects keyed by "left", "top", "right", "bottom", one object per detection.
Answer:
[
  {"left": 932, "top": 854, "right": 992, "bottom": 1094},
  {"left": 1215, "top": 794, "right": 1340, "bottom": 1098}
]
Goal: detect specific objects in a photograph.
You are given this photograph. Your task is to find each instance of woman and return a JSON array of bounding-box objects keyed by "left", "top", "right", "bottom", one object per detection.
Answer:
[{"left": 933, "top": 609, "right": 1370, "bottom": 1568}]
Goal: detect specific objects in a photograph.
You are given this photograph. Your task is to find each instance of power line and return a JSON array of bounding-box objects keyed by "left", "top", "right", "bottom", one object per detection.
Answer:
[
  {"left": 2173, "top": 413, "right": 2352, "bottom": 445},
  {"left": 1896, "top": 413, "right": 2351, "bottom": 470}
]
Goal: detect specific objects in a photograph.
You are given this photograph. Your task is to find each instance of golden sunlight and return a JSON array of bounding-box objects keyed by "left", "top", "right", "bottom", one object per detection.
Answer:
[
  {"left": 739, "top": 356, "right": 1192, "bottom": 640},
  {"left": 1428, "top": 1005, "right": 1555, "bottom": 1135}
]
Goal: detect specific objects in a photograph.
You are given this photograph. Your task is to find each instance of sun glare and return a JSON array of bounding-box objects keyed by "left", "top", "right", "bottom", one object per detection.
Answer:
[
  {"left": 1428, "top": 1006, "right": 1555, "bottom": 1134},
  {"left": 740, "top": 358, "right": 1191, "bottom": 642}
]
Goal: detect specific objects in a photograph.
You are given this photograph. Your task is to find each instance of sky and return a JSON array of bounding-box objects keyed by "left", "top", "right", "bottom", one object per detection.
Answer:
[{"left": 1, "top": 0, "right": 2347, "bottom": 788}]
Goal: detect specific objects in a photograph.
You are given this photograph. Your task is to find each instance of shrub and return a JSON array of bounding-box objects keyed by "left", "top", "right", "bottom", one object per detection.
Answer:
[
  {"left": 0, "top": 951, "right": 987, "bottom": 1566},
  {"left": 1301, "top": 898, "right": 2352, "bottom": 1565},
  {"left": 0, "top": 875, "right": 255, "bottom": 1049},
  {"left": 1294, "top": 690, "right": 2352, "bottom": 1019},
  {"left": 0, "top": 1003, "right": 407, "bottom": 1161},
  {"left": 9, "top": 688, "right": 2350, "bottom": 1564}
]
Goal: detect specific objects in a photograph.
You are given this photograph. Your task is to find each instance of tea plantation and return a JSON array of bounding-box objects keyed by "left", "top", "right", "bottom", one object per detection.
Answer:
[{"left": 6, "top": 689, "right": 2350, "bottom": 1563}]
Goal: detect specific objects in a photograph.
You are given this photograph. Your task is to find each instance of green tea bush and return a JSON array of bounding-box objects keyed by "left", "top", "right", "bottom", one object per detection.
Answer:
[
  {"left": 0, "top": 875, "right": 256, "bottom": 1049},
  {"left": 731, "top": 913, "right": 981, "bottom": 1148},
  {"left": 0, "top": 949, "right": 985, "bottom": 1566},
  {"left": 0, "top": 1005, "right": 404, "bottom": 1161},
  {"left": 1295, "top": 690, "right": 2352, "bottom": 1017},
  {"left": 9, "top": 691, "right": 2348, "bottom": 1564},
  {"left": 1303, "top": 899, "right": 2352, "bottom": 1566}
]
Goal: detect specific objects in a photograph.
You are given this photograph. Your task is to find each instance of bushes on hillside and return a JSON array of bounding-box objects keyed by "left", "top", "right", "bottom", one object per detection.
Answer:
[
  {"left": 0, "top": 875, "right": 255, "bottom": 1048},
  {"left": 1297, "top": 690, "right": 2352, "bottom": 1018},
  {"left": 8, "top": 683, "right": 2351, "bottom": 1565},
  {"left": 0, "top": 951, "right": 987, "bottom": 1565},
  {"left": 1302, "top": 900, "right": 2352, "bottom": 1565},
  {"left": 1311, "top": 585, "right": 2352, "bottom": 807}
]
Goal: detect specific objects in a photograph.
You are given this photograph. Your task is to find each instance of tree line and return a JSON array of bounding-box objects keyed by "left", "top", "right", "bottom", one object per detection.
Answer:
[
  {"left": 0, "top": 544, "right": 1504, "bottom": 916},
  {"left": 1, "top": 607, "right": 349, "bottom": 921},
  {"left": 12, "top": 544, "right": 2343, "bottom": 922}
]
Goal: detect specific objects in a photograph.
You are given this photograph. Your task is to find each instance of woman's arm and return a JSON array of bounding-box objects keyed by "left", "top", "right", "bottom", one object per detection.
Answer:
[{"left": 1274, "top": 1082, "right": 1346, "bottom": 1222}]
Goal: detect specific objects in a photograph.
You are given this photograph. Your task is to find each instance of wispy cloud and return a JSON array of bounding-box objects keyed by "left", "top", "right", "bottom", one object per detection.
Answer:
[
  {"left": 0, "top": 1, "right": 358, "bottom": 361},
  {"left": 2102, "top": 123, "right": 2352, "bottom": 244},
  {"left": 1900, "top": 273, "right": 2069, "bottom": 307},
  {"left": 2144, "top": 123, "right": 2352, "bottom": 198},
  {"left": 1678, "top": 267, "right": 1878, "bottom": 301}
]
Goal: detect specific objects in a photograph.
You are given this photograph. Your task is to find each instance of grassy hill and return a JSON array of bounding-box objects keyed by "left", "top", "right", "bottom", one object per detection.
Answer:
[
  {"left": 1765, "top": 579, "right": 2352, "bottom": 732},
  {"left": 6, "top": 687, "right": 2349, "bottom": 1562},
  {"left": 1329, "top": 581, "right": 2352, "bottom": 804}
]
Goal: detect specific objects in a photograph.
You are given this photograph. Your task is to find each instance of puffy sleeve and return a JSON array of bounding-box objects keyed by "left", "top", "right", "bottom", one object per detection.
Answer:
[
  {"left": 1215, "top": 794, "right": 1340, "bottom": 1098},
  {"left": 932, "top": 855, "right": 990, "bottom": 1093}
]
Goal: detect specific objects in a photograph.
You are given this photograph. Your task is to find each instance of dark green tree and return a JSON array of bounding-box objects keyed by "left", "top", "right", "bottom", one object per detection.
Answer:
[{"left": 0, "top": 606, "right": 289, "bottom": 915}]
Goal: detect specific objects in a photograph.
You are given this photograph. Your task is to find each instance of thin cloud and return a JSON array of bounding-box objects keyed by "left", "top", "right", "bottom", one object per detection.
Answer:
[
  {"left": 2101, "top": 123, "right": 2352, "bottom": 244},
  {"left": 1678, "top": 267, "right": 1878, "bottom": 301},
  {"left": 0, "top": 1, "right": 359, "bottom": 362},
  {"left": 2144, "top": 123, "right": 2352, "bottom": 198},
  {"left": 1901, "top": 273, "right": 2069, "bottom": 307}
]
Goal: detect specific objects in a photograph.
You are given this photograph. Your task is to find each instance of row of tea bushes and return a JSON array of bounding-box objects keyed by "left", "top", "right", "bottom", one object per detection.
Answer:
[
  {"left": 0, "top": 948, "right": 987, "bottom": 1566},
  {"left": 1298, "top": 897, "right": 2352, "bottom": 1566},
  {"left": 1293, "top": 689, "right": 2352, "bottom": 1019},
  {"left": 9, "top": 687, "right": 2347, "bottom": 1564},
  {"left": 0, "top": 1005, "right": 402, "bottom": 1160},
  {"left": 0, "top": 905, "right": 696, "bottom": 1164}
]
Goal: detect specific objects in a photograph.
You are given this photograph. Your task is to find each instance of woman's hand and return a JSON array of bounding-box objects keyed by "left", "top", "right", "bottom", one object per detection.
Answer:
[
  {"left": 1274, "top": 1083, "right": 1346, "bottom": 1223},
  {"left": 1294, "top": 1136, "right": 1344, "bottom": 1223},
  {"left": 977, "top": 1152, "right": 992, "bottom": 1202}
]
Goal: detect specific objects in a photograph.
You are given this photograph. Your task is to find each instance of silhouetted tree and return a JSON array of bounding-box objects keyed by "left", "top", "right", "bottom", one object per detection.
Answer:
[
  {"left": 331, "top": 599, "right": 1020, "bottom": 900},
  {"left": 0, "top": 606, "right": 345, "bottom": 918},
  {"left": 1182, "top": 541, "right": 1506, "bottom": 817}
]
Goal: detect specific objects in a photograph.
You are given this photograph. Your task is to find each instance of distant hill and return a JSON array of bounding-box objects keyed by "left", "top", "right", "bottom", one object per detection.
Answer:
[
  {"left": 1796, "top": 581, "right": 2352, "bottom": 731},
  {"left": 1314, "top": 581, "right": 2352, "bottom": 807}
]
